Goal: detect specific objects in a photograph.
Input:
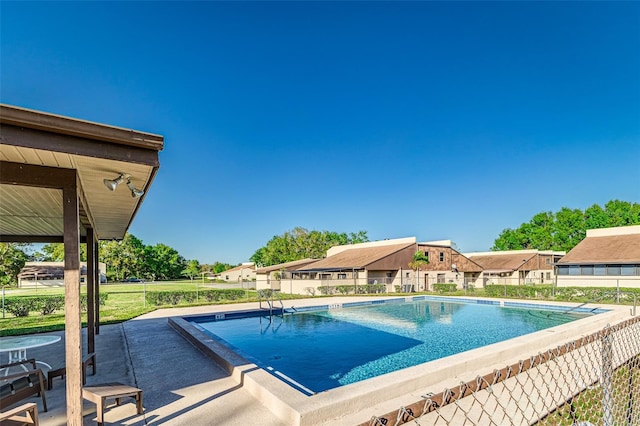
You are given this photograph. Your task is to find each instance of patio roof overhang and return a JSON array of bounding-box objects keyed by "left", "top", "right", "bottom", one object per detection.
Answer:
[
  {"left": 0, "top": 104, "right": 163, "bottom": 425},
  {"left": 0, "top": 104, "right": 163, "bottom": 242}
]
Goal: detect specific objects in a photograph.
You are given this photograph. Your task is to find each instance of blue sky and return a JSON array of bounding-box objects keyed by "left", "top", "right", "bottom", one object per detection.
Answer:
[{"left": 2, "top": 2, "right": 639, "bottom": 264}]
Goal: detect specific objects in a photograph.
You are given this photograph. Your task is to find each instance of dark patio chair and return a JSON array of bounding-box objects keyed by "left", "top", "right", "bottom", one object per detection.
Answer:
[
  {"left": 47, "top": 352, "right": 96, "bottom": 390},
  {"left": 0, "top": 359, "right": 47, "bottom": 413}
]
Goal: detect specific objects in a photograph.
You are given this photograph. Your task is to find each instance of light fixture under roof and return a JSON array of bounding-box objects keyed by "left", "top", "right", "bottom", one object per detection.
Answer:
[
  {"left": 103, "top": 172, "right": 144, "bottom": 198},
  {"left": 127, "top": 179, "right": 145, "bottom": 198},
  {"left": 103, "top": 173, "right": 128, "bottom": 191}
]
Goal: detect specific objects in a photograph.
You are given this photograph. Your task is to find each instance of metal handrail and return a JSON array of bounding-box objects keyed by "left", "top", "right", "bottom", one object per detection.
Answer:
[
  {"left": 273, "top": 289, "right": 284, "bottom": 312},
  {"left": 258, "top": 289, "right": 284, "bottom": 318},
  {"left": 563, "top": 290, "right": 637, "bottom": 316}
]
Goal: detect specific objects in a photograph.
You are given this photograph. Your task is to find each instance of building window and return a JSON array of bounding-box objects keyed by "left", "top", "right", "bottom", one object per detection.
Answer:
[
  {"left": 439, "top": 252, "right": 444, "bottom": 262},
  {"left": 437, "top": 273, "right": 445, "bottom": 283},
  {"left": 423, "top": 251, "right": 429, "bottom": 261},
  {"left": 594, "top": 265, "right": 606, "bottom": 276},
  {"left": 546, "top": 272, "right": 551, "bottom": 281},
  {"left": 557, "top": 266, "right": 569, "bottom": 275},
  {"left": 607, "top": 265, "right": 621, "bottom": 276},
  {"left": 546, "top": 258, "right": 551, "bottom": 265},
  {"left": 569, "top": 266, "right": 580, "bottom": 276},
  {"left": 580, "top": 265, "right": 594, "bottom": 275},
  {"left": 338, "top": 273, "right": 346, "bottom": 279},
  {"left": 621, "top": 265, "right": 635, "bottom": 276}
]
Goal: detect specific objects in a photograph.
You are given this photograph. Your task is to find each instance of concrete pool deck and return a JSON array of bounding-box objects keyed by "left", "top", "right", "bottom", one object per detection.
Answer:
[{"left": 4, "top": 296, "right": 635, "bottom": 425}]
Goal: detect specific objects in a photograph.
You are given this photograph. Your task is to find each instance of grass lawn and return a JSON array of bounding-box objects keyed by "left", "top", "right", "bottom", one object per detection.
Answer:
[
  {"left": 0, "top": 281, "right": 282, "bottom": 336},
  {"left": 1, "top": 282, "right": 480, "bottom": 336}
]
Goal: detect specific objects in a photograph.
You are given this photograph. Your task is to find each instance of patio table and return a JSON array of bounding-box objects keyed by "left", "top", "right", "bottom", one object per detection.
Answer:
[{"left": 0, "top": 335, "right": 61, "bottom": 374}]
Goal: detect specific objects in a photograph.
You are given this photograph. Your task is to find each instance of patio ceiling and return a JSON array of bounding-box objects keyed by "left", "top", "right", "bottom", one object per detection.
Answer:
[{"left": 0, "top": 104, "right": 164, "bottom": 241}]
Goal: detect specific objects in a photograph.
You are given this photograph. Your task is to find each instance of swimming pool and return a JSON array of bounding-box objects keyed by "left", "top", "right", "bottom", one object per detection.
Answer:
[{"left": 189, "top": 298, "right": 592, "bottom": 394}]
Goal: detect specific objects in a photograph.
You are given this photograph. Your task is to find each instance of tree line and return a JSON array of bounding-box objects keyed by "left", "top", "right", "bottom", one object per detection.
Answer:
[
  {"left": 1, "top": 200, "right": 637, "bottom": 286},
  {"left": 249, "top": 227, "right": 369, "bottom": 267},
  {"left": 0, "top": 234, "right": 237, "bottom": 286},
  {"left": 0, "top": 226, "right": 368, "bottom": 286},
  {"left": 492, "top": 200, "right": 640, "bottom": 252}
]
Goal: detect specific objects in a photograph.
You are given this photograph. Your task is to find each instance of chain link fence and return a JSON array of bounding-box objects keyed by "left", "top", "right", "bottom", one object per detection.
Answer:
[{"left": 364, "top": 315, "right": 640, "bottom": 426}]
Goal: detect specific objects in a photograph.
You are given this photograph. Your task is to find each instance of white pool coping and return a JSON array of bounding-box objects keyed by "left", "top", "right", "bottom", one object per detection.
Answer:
[{"left": 168, "top": 296, "right": 634, "bottom": 425}]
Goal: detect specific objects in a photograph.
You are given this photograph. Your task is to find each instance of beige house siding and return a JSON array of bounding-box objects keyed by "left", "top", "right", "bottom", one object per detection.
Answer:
[{"left": 216, "top": 263, "right": 256, "bottom": 283}]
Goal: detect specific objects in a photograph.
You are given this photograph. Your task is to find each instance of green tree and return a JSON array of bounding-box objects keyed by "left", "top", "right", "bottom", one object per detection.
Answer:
[
  {"left": 604, "top": 199, "right": 640, "bottom": 226},
  {"left": 100, "top": 234, "right": 145, "bottom": 281},
  {"left": 0, "top": 243, "right": 29, "bottom": 286},
  {"left": 144, "top": 243, "right": 186, "bottom": 280},
  {"left": 528, "top": 212, "right": 554, "bottom": 249},
  {"left": 408, "top": 251, "right": 429, "bottom": 290},
  {"left": 551, "top": 207, "right": 585, "bottom": 251},
  {"left": 584, "top": 204, "right": 609, "bottom": 230},
  {"left": 250, "top": 227, "right": 368, "bottom": 266},
  {"left": 182, "top": 260, "right": 201, "bottom": 281},
  {"left": 209, "top": 261, "right": 235, "bottom": 274},
  {"left": 41, "top": 243, "right": 87, "bottom": 262},
  {"left": 16, "top": 233, "right": 194, "bottom": 283},
  {"left": 492, "top": 200, "right": 640, "bottom": 252}
]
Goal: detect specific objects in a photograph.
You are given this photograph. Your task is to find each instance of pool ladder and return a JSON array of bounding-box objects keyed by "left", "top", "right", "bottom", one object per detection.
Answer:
[{"left": 258, "top": 289, "right": 285, "bottom": 320}]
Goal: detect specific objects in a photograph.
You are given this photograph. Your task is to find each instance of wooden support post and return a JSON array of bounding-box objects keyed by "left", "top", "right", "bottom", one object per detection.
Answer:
[
  {"left": 63, "top": 176, "right": 83, "bottom": 426},
  {"left": 95, "top": 242, "right": 100, "bottom": 335},
  {"left": 87, "top": 228, "right": 95, "bottom": 354},
  {"left": 94, "top": 240, "right": 100, "bottom": 335}
]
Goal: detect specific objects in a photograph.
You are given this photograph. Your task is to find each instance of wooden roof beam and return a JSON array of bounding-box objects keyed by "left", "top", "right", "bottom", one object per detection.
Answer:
[{"left": 1, "top": 125, "right": 160, "bottom": 167}]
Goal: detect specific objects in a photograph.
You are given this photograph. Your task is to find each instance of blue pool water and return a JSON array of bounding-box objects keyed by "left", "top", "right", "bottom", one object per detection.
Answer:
[{"left": 193, "top": 299, "right": 591, "bottom": 394}]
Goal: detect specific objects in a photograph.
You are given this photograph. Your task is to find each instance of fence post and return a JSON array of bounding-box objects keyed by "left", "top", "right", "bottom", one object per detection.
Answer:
[
  {"left": 601, "top": 332, "right": 614, "bottom": 426},
  {"left": 1, "top": 286, "right": 4, "bottom": 319},
  {"left": 627, "top": 355, "right": 635, "bottom": 425}
]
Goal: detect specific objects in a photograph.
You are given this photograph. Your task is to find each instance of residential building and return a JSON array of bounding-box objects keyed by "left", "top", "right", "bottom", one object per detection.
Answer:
[
  {"left": 255, "top": 258, "right": 318, "bottom": 291},
  {"left": 417, "top": 241, "right": 484, "bottom": 290},
  {"left": 18, "top": 262, "right": 107, "bottom": 288},
  {"left": 465, "top": 250, "right": 565, "bottom": 286},
  {"left": 255, "top": 237, "right": 417, "bottom": 295},
  {"left": 255, "top": 237, "right": 484, "bottom": 295},
  {"left": 556, "top": 225, "right": 640, "bottom": 288},
  {"left": 214, "top": 262, "right": 256, "bottom": 282},
  {"left": 292, "top": 238, "right": 416, "bottom": 294}
]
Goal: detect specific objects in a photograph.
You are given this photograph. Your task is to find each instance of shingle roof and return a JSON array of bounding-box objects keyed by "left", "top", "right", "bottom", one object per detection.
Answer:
[
  {"left": 19, "top": 263, "right": 87, "bottom": 279},
  {"left": 298, "top": 243, "right": 414, "bottom": 270},
  {"left": 255, "top": 258, "right": 318, "bottom": 274},
  {"left": 221, "top": 263, "right": 255, "bottom": 274},
  {"left": 557, "top": 233, "right": 640, "bottom": 264},
  {"left": 467, "top": 253, "right": 536, "bottom": 271}
]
